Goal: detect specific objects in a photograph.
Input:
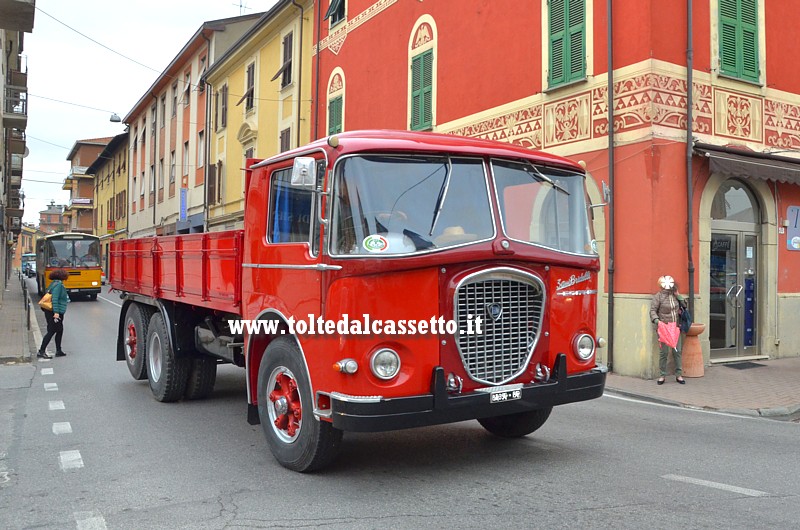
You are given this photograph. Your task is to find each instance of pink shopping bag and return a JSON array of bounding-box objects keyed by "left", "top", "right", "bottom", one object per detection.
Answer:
[{"left": 657, "top": 321, "right": 680, "bottom": 349}]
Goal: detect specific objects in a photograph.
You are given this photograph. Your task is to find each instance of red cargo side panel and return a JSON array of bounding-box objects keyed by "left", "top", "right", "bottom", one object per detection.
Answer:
[{"left": 109, "top": 231, "right": 243, "bottom": 315}]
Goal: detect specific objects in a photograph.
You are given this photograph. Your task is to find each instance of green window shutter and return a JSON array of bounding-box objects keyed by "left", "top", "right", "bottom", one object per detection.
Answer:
[
  {"left": 567, "top": 0, "right": 586, "bottom": 81},
  {"left": 740, "top": 0, "right": 759, "bottom": 82},
  {"left": 328, "top": 97, "right": 342, "bottom": 135},
  {"left": 548, "top": 0, "right": 567, "bottom": 86},
  {"left": 411, "top": 50, "right": 433, "bottom": 130},
  {"left": 549, "top": 0, "right": 585, "bottom": 88},
  {"left": 719, "top": 0, "right": 759, "bottom": 82}
]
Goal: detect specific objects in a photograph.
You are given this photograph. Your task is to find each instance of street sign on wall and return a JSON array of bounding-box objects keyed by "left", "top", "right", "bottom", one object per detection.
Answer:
[
  {"left": 788, "top": 206, "right": 800, "bottom": 251},
  {"left": 180, "top": 188, "right": 187, "bottom": 222}
]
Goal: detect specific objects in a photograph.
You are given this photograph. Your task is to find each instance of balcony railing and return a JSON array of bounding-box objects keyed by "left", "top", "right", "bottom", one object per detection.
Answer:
[
  {"left": 3, "top": 86, "right": 28, "bottom": 128},
  {"left": 7, "top": 128, "right": 26, "bottom": 155}
]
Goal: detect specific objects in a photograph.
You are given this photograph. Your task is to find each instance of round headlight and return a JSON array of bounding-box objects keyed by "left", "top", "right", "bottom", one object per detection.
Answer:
[
  {"left": 574, "top": 334, "right": 595, "bottom": 361},
  {"left": 370, "top": 348, "right": 401, "bottom": 380}
]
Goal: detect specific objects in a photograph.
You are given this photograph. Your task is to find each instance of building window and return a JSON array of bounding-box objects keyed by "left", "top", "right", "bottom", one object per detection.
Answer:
[
  {"left": 150, "top": 164, "right": 156, "bottom": 193},
  {"left": 160, "top": 95, "right": 166, "bottom": 127},
  {"left": 172, "top": 83, "right": 178, "bottom": 116},
  {"left": 548, "top": 0, "right": 586, "bottom": 88},
  {"left": 198, "top": 56, "right": 207, "bottom": 92},
  {"left": 151, "top": 105, "right": 157, "bottom": 135},
  {"left": 216, "top": 84, "right": 228, "bottom": 130},
  {"left": 328, "top": 96, "right": 343, "bottom": 135},
  {"left": 183, "top": 141, "right": 190, "bottom": 176},
  {"left": 410, "top": 50, "right": 433, "bottom": 131},
  {"left": 238, "top": 63, "right": 256, "bottom": 111},
  {"left": 170, "top": 150, "right": 176, "bottom": 183},
  {"left": 272, "top": 33, "right": 293, "bottom": 88},
  {"left": 719, "top": 0, "right": 759, "bottom": 83},
  {"left": 280, "top": 128, "right": 291, "bottom": 152},
  {"left": 197, "top": 131, "right": 205, "bottom": 168},
  {"left": 183, "top": 72, "right": 192, "bottom": 106},
  {"left": 140, "top": 172, "right": 145, "bottom": 196},
  {"left": 325, "top": 0, "right": 346, "bottom": 26},
  {"left": 159, "top": 158, "right": 164, "bottom": 189}
]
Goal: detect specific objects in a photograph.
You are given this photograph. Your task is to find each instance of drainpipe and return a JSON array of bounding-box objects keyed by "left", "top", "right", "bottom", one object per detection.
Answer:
[
  {"left": 151, "top": 93, "right": 158, "bottom": 231},
  {"left": 292, "top": 0, "right": 305, "bottom": 147},
  {"left": 202, "top": 32, "right": 212, "bottom": 233},
  {"left": 686, "top": 0, "right": 695, "bottom": 314},
  {"left": 314, "top": 0, "right": 322, "bottom": 139},
  {"left": 606, "top": 0, "right": 615, "bottom": 371}
]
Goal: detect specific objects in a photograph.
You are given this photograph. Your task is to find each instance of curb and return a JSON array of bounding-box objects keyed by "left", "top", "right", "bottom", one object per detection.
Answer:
[{"left": 605, "top": 387, "right": 800, "bottom": 421}]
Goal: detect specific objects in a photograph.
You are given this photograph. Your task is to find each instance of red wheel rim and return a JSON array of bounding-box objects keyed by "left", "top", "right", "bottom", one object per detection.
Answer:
[
  {"left": 125, "top": 320, "right": 137, "bottom": 359},
  {"left": 267, "top": 367, "right": 302, "bottom": 443}
]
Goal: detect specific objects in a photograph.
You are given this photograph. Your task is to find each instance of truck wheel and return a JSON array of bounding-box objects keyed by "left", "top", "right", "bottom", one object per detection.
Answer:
[
  {"left": 184, "top": 356, "right": 217, "bottom": 400},
  {"left": 478, "top": 407, "right": 553, "bottom": 438},
  {"left": 257, "top": 337, "right": 343, "bottom": 472},
  {"left": 146, "top": 313, "right": 189, "bottom": 402},
  {"left": 123, "top": 304, "right": 150, "bottom": 380}
]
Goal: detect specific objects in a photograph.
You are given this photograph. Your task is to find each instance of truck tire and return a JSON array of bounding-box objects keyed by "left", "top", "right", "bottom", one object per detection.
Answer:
[
  {"left": 124, "top": 304, "right": 150, "bottom": 380},
  {"left": 146, "top": 312, "right": 189, "bottom": 402},
  {"left": 478, "top": 407, "right": 553, "bottom": 438},
  {"left": 184, "top": 355, "right": 217, "bottom": 400},
  {"left": 257, "top": 337, "right": 343, "bottom": 472}
]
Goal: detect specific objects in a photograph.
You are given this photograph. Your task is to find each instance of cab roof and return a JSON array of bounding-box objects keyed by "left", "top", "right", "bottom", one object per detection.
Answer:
[{"left": 252, "top": 130, "right": 584, "bottom": 173}]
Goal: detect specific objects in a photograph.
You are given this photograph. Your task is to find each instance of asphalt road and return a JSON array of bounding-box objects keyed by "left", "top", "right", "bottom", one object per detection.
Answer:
[{"left": 1, "top": 277, "right": 798, "bottom": 529}]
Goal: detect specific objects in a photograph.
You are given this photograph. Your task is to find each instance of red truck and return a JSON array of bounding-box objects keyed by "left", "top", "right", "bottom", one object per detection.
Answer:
[{"left": 110, "top": 130, "right": 607, "bottom": 472}]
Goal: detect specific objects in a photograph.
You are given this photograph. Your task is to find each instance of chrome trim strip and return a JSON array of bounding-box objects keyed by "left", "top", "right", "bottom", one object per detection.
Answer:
[
  {"left": 556, "top": 289, "right": 598, "bottom": 296},
  {"left": 330, "top": 392, "right": 383, "bottom": 403},
  {"left": 473, "top": 383, "right": 524, "bottom": 394},
  {"left": 242, "top": 263, "right": 342, "bottom": 271}
]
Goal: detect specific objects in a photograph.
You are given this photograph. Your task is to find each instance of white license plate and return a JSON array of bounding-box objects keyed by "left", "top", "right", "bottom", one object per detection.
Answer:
[{"left": 490, "top": 389, "right": 522, "bottom": 403}]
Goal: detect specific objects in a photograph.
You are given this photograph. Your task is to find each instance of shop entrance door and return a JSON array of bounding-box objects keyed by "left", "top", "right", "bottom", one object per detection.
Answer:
[{"left": 709, "top": 231, "right": 758, "bottom": 359}]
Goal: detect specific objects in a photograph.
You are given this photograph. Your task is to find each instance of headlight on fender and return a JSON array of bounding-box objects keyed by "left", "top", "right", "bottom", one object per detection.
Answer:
[
  {"left": 573, "top": 334, "right": 595, "bottom": 361},
  {"left": 370, "top": 348, "right": 401, "bottom": 380}
]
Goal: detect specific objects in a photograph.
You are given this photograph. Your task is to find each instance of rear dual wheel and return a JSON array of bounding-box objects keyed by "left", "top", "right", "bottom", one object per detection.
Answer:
[
  {"left": 146, "top": 312, "right": 189, "bottom": 402},
  {"left": 124, "top": 303, "right": 151, "bottom": 380}
]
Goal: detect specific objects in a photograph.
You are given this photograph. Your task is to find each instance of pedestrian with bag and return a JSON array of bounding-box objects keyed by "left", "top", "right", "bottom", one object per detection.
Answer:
[
  {"left": 650, "top": 275, "right": 685, "bottom": 385},
  {"left": 37, "top": 269, "right": 71, "bottom": 359}
]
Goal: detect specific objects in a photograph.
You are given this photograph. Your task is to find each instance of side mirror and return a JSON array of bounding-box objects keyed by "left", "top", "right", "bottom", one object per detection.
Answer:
[{"left": 290, "top": 157, "right": 316, "bottom": 188}]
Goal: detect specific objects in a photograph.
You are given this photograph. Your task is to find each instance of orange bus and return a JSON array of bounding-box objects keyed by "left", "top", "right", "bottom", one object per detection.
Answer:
[{"left": 36, "top": 233, "right": 102, "bottom": 300}]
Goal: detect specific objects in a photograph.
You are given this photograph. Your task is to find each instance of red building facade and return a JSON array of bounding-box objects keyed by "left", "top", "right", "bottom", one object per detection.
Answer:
[{"left": 312, "top": 0, "right": 800, "bottom": 377}]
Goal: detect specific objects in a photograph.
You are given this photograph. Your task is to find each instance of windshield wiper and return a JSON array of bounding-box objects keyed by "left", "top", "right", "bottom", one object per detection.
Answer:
[
  {"left": 428, "top": 157, "right": 453, "bottom": 236},
  {"left": 526, "top": 162, "right": 570, "bottom": 195}
]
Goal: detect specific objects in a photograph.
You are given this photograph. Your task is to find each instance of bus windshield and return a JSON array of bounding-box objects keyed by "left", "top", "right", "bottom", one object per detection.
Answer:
[{"left": 46, "top": 238, "right": 101, "bottom": 268}]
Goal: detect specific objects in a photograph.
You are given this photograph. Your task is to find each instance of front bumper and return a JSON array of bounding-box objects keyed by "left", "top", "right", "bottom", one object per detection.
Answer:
[{"left": 330, "top": 354, "right": 607, "bottom": 432}]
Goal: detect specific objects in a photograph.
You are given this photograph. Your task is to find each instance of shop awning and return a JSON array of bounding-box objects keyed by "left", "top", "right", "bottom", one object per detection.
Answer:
[{"left": 694, "top": 143, "right": 800, "bottom": 184}]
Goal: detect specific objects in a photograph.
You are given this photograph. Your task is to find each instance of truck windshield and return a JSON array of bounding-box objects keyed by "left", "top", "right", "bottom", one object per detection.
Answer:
[
  {"left": 492, "top": 159, "right": 596, "bottom": 256},
  {"left": 331, "top": 155, "right": 494, "bottom": 255}
]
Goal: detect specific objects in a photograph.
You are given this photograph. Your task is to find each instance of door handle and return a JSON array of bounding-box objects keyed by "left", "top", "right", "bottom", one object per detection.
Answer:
[{"left": 726, "top": 284, "right": 743, "bottom": 309}]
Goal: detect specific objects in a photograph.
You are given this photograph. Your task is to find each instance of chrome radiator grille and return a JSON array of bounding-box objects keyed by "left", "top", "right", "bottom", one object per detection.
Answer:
[{"left": 455, "top": 270, "right": 545, "bottom": 385}]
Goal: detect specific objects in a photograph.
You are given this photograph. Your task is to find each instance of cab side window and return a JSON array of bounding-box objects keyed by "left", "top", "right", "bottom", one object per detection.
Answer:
[{"left": 268, "top": 167, "right": 313, "bottom": 245}]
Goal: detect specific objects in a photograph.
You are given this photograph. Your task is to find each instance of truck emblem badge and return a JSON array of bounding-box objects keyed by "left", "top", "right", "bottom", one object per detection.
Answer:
[
  {"left": 486, "top": 303, "right": 503, "bottom": 321},
  {"left": 362, "top": 235, "right": 389, "bottom": 253}
]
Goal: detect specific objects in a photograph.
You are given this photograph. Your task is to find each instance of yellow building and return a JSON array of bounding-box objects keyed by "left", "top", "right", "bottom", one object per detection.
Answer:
[
  {"left": 204, "top": 0, "right": 314, "bottom": 231},
  {"left": 86, "top": 132, "right": 129, "bottom": 277}
]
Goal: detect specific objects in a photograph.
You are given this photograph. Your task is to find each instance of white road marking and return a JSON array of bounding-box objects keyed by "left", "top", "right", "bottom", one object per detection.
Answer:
[
  {"left": 41, "top": 368, "right": 54, "bottom": 375},
  {"left": 44, "top": 383, "right": 58, "bottom": 392},
  {"left": 52, "top": 422, "right": 72, "bottom": 435},
  {"left": 602, "top": 393, "right": 785, "bottom": 422},
  {"left": 58, "top": 450, "right": 84, "bottom": 471},
  {"left": 74, "top": 511, "right": 108, "bottom": 530},
  {"left": 98, "top": 295, "right": 122, "bottom": 308},
  {"left": 48, "top": 400, "right": 65, "bottom": 411},
  {"left": 662, "top": 474, "right": 769, "bottom": 497}
]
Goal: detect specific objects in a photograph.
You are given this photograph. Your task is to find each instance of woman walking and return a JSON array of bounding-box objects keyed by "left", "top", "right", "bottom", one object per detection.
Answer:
[
  {"left": 650, "top": 275, "right": 685, "bottom": 385},
  {"left": 38, "top": 269, "right": 71, "bottom": 359}
]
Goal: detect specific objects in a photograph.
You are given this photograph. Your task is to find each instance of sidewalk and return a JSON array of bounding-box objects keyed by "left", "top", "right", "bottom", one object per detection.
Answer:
[
  {"left": 606, "top": 357, "right": 800, "bottom": 420},
  {"left": 0, "top": 272, "right": 35, "bottom": 365}
]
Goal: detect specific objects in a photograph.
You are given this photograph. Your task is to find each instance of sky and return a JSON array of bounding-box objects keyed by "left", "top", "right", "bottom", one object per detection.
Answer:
[{"left": 20, "top": 0, "right": 279, "bottom": 224}]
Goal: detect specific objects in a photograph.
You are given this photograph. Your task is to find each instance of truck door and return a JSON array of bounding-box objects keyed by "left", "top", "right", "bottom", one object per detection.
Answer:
[{"left": 254, "top": 162, "right": 323, "bottom": 324}]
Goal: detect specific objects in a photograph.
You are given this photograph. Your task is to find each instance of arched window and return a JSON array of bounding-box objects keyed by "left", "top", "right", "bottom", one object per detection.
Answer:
[{"left": 710, "top": 178, "right": 759, "bottom": 223}]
